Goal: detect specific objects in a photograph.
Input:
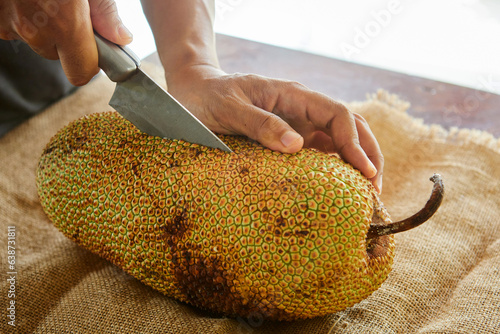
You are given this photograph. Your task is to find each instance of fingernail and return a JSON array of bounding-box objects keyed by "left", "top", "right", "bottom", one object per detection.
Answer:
[
  {"left": 376, "top": 174, "right": 383, "bottom": 194},
  {"left": 367, "top": 160, "right": 377, "bottom": 177},
  {"left": 118, "top": 24, "right": 133, "bottom": 42},
  {"left": 280, "top": 131, "right": 302, "bottom": 148}
]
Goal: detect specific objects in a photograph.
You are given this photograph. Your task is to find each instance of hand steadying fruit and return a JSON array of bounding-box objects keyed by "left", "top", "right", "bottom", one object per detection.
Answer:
[{"left": 142, "top": 0, "right": 384, "bottom": 192}]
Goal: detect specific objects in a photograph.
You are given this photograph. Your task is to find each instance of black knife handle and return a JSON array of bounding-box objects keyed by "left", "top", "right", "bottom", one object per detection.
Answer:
[{"left": 94, "top": 32, "right": 141, "bottom": 83}]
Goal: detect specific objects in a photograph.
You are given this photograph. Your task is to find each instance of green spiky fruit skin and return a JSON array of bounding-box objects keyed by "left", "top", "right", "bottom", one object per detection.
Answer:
[{"left": 36, "top": 112, "right": 394, "bottom": 321}]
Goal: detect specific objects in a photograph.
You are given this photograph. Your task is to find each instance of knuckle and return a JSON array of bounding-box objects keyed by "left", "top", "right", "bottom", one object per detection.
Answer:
[
  {"left": 337, "top": 140, "right": 358, "bottom": 157},
  {"left": 333, "top": 101, "right": 351, "bottom": 115},
  {"left": 91, "top": 0, "right": 119, "bottom": 16},
  {"left": 259, "top": 113, "right": 281, "bottom": 130},
  {"left": 256, "top": 113, "right": 285, "bottom": 140},
  {"left": 244, "top": 73, "right": 262, "bottom": 81},
  {"left": 285, "top": 80, "right": 307, "bottom": 91},
  {"left": 369, "top": 150, "right": 384, "bottom": 161},
  {"left": 353, "top": 112, "right": 369, "bottom": 125},
  {"left": 373, "top": 152, "right": 385, "bottom": 165}
]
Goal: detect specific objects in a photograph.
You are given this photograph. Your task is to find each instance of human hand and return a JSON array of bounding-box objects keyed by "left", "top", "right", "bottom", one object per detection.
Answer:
[
  {"left": 0, "top": 0, "right": 132, "bottom": 86},
  {"left": 165, "top": 64, "right": 384, "bottom": 193}
]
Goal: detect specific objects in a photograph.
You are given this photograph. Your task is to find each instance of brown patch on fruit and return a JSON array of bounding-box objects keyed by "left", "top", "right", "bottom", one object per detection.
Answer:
[
  {"left": 366, "top": 235, "right": 391, "bottom": 260},
  {"left": 366, "top": 198, "right": 392, "bottom": 259},
  {"left": 171, "top": 250, "right": 240, "bottom": 313},
  {"left": 238, "top": 166, "right": 249, "bottom": 175},
  {"left": 170, "top": 247, "right": 287, "bottom": 319},
  {"left": 65, "top": 124, "right": 90, "bottom": 154},
  {"left": 160, "top": 208, "right": 190, "bottom": 246}
]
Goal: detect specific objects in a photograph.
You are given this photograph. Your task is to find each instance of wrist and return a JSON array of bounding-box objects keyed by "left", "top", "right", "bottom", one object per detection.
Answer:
[{"left": 164, "top": 61, "right": 225, "bottom": 92}]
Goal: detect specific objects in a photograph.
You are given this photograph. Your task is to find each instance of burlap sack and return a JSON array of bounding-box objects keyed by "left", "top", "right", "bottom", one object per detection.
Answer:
[{"left": 1, "top": 63, "right": 499, "bottom": 334}]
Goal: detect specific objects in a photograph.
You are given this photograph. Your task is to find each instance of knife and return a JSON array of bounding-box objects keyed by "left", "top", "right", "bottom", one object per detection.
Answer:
[{"left": 94, "top": 33, "right": 233, "bottom": 153}]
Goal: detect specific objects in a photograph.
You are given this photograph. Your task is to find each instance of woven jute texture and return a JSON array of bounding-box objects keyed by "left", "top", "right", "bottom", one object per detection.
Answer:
[{"left": 1, "top": 63, "right": 499, "bottom": 333}]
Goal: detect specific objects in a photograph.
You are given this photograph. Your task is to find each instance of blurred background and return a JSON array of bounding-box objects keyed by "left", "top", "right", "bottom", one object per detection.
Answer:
[{"left": 115, "top": 0, "right": 500, "bottom": 94}]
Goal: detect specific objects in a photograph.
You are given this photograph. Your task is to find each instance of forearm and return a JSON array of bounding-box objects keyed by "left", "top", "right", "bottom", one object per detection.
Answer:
[{"left": 140, "top": 0, "right": 220, "bottom": 81}]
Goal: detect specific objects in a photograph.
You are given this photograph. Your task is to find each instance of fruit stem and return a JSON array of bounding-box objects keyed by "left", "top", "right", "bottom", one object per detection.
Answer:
[{"left": 367, "top": 174, "right": 444, "bottom": 239}]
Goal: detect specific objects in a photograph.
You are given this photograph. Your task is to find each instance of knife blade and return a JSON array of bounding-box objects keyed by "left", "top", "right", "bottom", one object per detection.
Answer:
[{"left": 94, "top": 33, "right": 233, "bottom": 153}]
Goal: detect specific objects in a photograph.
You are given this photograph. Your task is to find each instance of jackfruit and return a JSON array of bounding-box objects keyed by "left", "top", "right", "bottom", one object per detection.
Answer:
[{"left": 36, "top": 111, "right": 443, "bottom": 320}]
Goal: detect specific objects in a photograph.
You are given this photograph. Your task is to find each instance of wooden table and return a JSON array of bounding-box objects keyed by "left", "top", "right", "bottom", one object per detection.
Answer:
[{"left": 147, "top": 34, "right": 500, "bottom": 137}]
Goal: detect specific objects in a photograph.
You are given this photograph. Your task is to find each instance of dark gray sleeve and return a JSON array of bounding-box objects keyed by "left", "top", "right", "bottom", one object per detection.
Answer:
[{"left": 0, "top": 39, "right": 77, "bottom": 137}]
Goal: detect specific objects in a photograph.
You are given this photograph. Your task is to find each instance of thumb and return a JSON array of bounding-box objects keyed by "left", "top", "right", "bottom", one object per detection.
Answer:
[
  {"left": 89, "top": 0, "right": 133, "bottom": 45},
  {"left": 235, "top": 106, "right": 304, "bottom": 153}
]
